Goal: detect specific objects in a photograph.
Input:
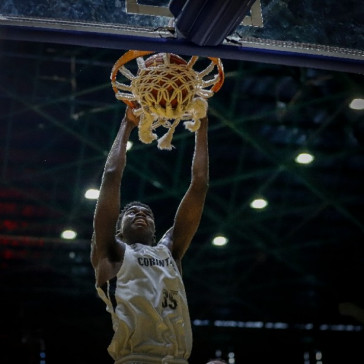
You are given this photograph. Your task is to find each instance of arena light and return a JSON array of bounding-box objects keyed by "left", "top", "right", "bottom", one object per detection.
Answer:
[
  {"left": 85, "top": 188, "right": 100, "bottom": 199},
  {"left": 349, "top": 98, "right": 364, "bottom": 110},
  {"left": 250, "top": 198, "right": 268, "bottom": 209},
  {"left": 212, "top": 235, "right": 228, "bottom": 246},
  {"left": 127, "top": 141, "right": 133, "bottom": 151},
  {"left": 295, "top": 152, "right": 315, "bottom": 165},
  {"left": 61, "top": 229, "right": 77, "bottom": 240},
  {"left": 192, "top": 319, "right": 362, "bottom": 331}
]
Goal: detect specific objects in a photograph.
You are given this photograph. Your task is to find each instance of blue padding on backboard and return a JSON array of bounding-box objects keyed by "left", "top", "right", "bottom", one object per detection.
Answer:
[
  {"left": 1, "top": 24, "right": 363, "bottom": 75},
  {"left": 173, "top": 0, "right": 256, "bottom": 46}
]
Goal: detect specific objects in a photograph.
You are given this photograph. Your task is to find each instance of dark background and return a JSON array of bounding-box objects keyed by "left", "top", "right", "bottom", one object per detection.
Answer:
[{"left": 0, "top": 1, "right": 364, "bottom": 363}]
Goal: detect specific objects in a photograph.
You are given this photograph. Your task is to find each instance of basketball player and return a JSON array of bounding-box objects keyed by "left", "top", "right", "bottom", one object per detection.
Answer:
[{"left": 91, "top": 106, "right": 209, "bottom": 364}]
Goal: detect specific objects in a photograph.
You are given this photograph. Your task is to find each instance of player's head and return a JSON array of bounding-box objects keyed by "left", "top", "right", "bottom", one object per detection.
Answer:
[{"left": 116, "top": 201, "right": 156, "bottom": 245}]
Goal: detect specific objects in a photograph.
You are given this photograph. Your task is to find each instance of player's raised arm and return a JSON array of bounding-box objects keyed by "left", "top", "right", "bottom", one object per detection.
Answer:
[
  {"left": 91, "top": 108, "right": 138, "bottom": 273},
  {"left": 165, "top": 115, "right": 209, "bottom": 264}
]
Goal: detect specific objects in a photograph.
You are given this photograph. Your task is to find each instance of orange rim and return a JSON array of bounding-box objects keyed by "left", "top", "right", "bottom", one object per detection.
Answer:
[
  {"left": 207, "top": 57, "right": 225, "bottom": 93},
  {"left": 110, "top": 51, "right": 225, "bottom": 108},
  {"left": 110, "top": 50, "right": 154, "bottom": 108}
]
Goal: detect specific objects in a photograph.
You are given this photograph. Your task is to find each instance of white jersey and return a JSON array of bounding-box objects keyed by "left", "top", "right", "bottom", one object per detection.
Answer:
[{"left": 96, "top": 243, "right": 192, "bottom": 364}]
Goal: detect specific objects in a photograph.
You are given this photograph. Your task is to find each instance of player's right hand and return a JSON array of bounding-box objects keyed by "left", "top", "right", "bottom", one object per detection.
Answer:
[{"left": 125, "top": 105, "right": 140, "bottom": 126}]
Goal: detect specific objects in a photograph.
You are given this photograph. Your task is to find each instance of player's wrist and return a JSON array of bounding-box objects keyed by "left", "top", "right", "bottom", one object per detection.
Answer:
[{"left": 125, "top": 106, "right": 140, "bottom": 126}]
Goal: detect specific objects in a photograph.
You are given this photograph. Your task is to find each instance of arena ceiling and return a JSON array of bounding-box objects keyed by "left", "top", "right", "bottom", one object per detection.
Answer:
[{"left": 0, "top": 2, "right": 364, "bottom": 363}]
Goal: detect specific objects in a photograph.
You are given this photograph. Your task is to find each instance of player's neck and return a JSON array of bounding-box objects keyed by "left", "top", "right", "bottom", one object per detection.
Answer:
[{"left": 123, "top": 235, "right": 154, "bottom": 247}]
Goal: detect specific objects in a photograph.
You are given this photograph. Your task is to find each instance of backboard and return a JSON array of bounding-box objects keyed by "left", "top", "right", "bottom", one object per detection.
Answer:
[{"left": 0, "top": 0, "right": 363, "bottom": 73}]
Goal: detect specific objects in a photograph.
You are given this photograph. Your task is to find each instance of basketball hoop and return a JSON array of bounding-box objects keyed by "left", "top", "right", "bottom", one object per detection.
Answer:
[{"left": 110, "top": 50, "right": 224, "bottom": 150}]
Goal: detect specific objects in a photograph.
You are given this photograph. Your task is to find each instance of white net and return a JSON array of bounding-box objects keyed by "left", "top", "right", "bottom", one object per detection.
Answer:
[
  {"left": 132, "top": 63, "right": 197, "bottom": 119},
  {"left": 112, "top": 53, "right": 222, "bottom": 150}
]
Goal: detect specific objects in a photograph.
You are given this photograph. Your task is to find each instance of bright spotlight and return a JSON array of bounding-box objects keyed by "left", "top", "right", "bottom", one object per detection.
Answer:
[
  {"left": 295, "top": 152, "right": 315, "bottom": 165},
  {"left": 212, "top": 235, "right": 228, "bottom": 246},
  {"left": 250, "top": 198, "right": 268, "bottom": 209},
  {"left": 127, "top": 141, "right": 133, "bottom": 151},
  {"left": 85, "top": 188, "right": 100, "bottom": 199},
  {"left": 61, "top": 229, "right": 77, "bottom": 240},
  {"left": 349, "top": 98, "right": 364, "bottom": 110}
]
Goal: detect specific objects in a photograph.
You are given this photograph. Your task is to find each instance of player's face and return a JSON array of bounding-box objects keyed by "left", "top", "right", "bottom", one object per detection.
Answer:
[{"left": 121, "top": 205, "right": 155, "bottom": 239}]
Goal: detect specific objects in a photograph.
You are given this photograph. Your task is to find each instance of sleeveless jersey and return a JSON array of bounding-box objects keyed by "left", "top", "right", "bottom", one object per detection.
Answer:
[{"left": 96, "top": 243, "right": 192, "bottom": 364}]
